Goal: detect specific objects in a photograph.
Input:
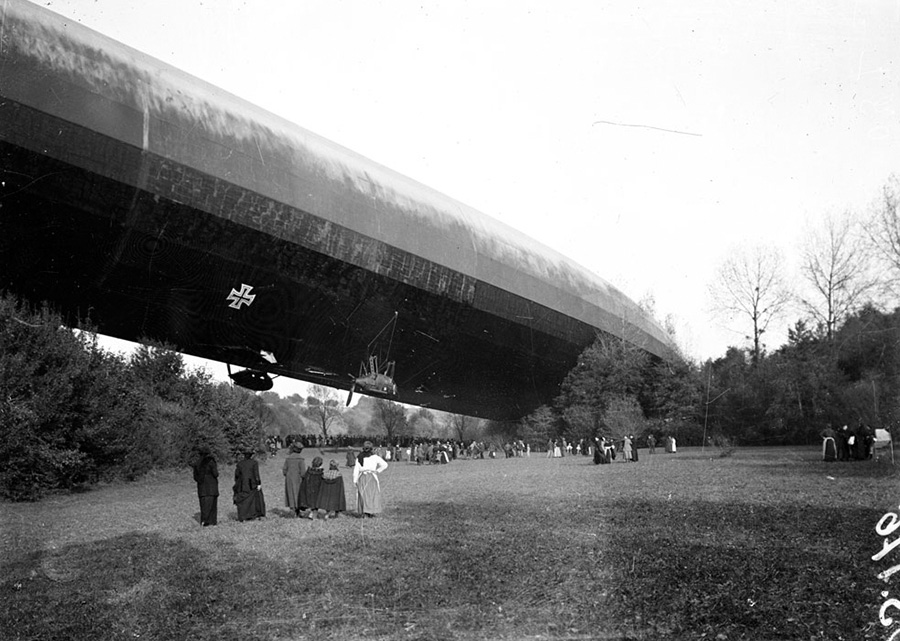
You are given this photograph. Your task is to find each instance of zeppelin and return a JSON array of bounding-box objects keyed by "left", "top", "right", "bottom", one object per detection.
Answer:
[{"left": 0, "top": 0, "right": 675, "bottom": 419}]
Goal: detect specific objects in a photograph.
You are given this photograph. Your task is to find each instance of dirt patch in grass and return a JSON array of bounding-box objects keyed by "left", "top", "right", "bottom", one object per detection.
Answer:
[{"left": 1, "top": 446, "right": 896, "bottom": 640}]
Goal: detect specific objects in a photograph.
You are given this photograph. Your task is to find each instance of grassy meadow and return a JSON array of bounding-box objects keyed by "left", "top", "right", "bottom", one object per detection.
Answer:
[{"left": 1, "top": 445, "right": 898, "bottom": 640}]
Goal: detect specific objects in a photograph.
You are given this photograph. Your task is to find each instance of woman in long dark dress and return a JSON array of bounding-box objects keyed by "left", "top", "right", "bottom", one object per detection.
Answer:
[
  {"left": 233, "top": 452, "right": 266, "bottom": 521},
  {"left": 282, "top": 442, "right": 307, "bottom": 516},
  {"left": 821, "top": 426, "right": 837, "bottom": 461},
  {"left": 298, "top": 456, "right": 324, "bottom": 517},
  {"left": 318, "top": 460, "right": 347, "bottom": 518}
]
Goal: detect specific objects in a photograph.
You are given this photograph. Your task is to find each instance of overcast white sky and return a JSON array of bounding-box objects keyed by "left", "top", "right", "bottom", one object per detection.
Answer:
[{"left": 44, "top": 0, "right": 900, "bottom": 395}]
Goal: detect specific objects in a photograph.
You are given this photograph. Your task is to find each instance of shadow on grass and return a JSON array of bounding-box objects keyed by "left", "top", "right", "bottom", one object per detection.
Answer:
[
  {"left": 0, "top": 493, "right": 887, "bottom": 641},
  {"left": 0, "top": 530, "right": 395, "bottom": 641},
  {"left": 389, "top": 494, "right": 885, "bottom": 640},
  {"left": 601, "top": 497, "right": 885, "bottom": 640}
]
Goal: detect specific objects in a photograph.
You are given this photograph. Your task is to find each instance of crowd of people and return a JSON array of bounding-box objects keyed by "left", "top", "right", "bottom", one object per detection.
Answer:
[
  {"left": 190, "top": 439, "right": 389, "bottom": 525},
  {"left": 820, "top": 422, "right": 880, "bottom": 462},
  {"left": 192, "top": 431, "right": 690, "bottom": 525},
  {"left": 541, "top": 434, "right": 677, "bottom": 464}
]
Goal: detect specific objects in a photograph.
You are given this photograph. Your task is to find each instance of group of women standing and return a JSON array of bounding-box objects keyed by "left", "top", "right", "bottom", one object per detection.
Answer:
[
  {"left": 284, "top": 440, "right": 388, "bottom": 518},
  {"left": 192, "top": 440, "right": 389, "bottom": 524},
  {"left": 283, "top": 442, "right": 348, "bottom": 518}
]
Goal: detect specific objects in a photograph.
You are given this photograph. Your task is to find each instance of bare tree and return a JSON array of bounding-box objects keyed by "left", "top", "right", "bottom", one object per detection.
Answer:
[
  {"left": 305, "top": 384, "right": 343, "bottom": 440},
  {"left": 449, "top": 413, "right": 480, "bottom": 442},
  {"left": 373, "top": 398, "right": 407, "bottom": 442},
  {"left": 709, "top": 244, "right": 792, "bottom": 365},
  {"left": 799, "top": 211, "right": 879, "bottom": 341},
  {"left": 865, "top": 175, "right": 900, "bottom": 300}
]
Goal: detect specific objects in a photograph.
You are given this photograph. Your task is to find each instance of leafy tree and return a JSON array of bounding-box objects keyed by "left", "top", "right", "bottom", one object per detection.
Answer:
[
  {"left": 519, "top": 405, "right": 555, "bottom": 448},
  {"left": 207, "top": 382, "right": 268, "bottom": 460},
  {"left": 483, "top": 419, "right": 517, "bottom": 443},
  {"left": 259, "top": 393, "right": 306, "bottom": 438},
  {"left": 0, "top": 298, "right": 140, "bottom": 499},
  {"left": 834, "top": 304, "right": 900, "bottom": 427},
  {"left": 409, "top": 407, "right": 440, "bottom": 438},
  {"left": 601, "top": 395, "right": 646, "bottom": 441},
  {"left": 640, "top": 357, "right": 702, "bottom": 424},
  {"left": 130, "top": 341, "right": 187, "bottom": 401},
  {"left": 702, "top": 348, "right": 755, "bottom": 442},
  {"left": 764, "top": 321, "right": 842, "bottom": 443},
  {"left": 556, "top": 333, "right": 649, "bottom": 439}
]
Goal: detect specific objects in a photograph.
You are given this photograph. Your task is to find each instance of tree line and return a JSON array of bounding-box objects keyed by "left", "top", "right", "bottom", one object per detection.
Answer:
[
  {"left": 3, "top": 177, "right": 897, "bottom": 499},
  {"left": 0, "top": 296, "right": 266, "bottom": 501},
  {"left": 521, "top": 175, "right": 900, "bottom": 448}
]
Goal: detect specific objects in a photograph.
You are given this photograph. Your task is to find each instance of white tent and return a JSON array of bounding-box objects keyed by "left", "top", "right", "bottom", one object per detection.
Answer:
[{"left": 874, "top": 428, "right": 894, "bottom": 463}]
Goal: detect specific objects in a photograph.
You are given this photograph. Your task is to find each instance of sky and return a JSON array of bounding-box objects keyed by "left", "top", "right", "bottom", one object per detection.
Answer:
[{"left": 42, "top": 0, "right": 900, "bottom": 396}]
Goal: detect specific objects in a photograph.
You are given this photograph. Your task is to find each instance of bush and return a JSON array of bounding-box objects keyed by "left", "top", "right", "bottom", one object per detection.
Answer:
[
  {"left": 0, "top": 298, "right": 131, "bottom": 499},
  {"left": 0, "top": 294, "right": 270, "bottom": 500}
]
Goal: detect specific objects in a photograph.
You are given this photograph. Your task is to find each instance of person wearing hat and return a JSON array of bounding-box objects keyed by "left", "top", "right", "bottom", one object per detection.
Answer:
[
  {"left": 319, "top": 460, "right": 347, "bottom": 518},
  {"left": 298, "top": 456, "right": 325, "bottom": 517},
  {"left": 192, "top": 447, "right": 219, "bottom": 526},
  {"left": 352, "top": 441, "right": 388, "bottom": 517},
  {"left": 233, "top": 451, "right": 266, "bottom": 521},
  {"left": 282, "top": 441, "right": 307, "bottom": 516}
]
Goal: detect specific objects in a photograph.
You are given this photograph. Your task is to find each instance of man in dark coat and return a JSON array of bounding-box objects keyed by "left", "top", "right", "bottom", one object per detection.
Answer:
[{"left": 192, "top": 448, "right": 219, "bottom": 526}]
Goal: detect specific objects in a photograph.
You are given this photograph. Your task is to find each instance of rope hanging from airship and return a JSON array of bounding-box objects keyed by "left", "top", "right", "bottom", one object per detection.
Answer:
[{"left": 347, "top": 311, "right": 399, "bottom": 406}]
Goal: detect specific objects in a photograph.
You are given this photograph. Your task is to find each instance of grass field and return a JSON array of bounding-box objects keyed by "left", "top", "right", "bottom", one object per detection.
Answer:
[{"left": 1, "top": 445, "right": 898, "bottom": 640}]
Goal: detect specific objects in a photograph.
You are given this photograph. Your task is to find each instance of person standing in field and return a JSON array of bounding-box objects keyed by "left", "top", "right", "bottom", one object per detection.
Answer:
[
  {"left": 233, "top": 451, "right": 266, "bottom": 521},
  {"left": 299, "top": 456, "right": 325, "bottom": 517},
  {"left": 622, "top": 435, "right": 633, "bottom": 462},
  {"left": 282, "top": 441, "right": 307, "bottom": 516},
  {"left": 353, "top": 441, "right": 388, "bottom": 517},
  {"left": 192, "top": 447, "right": 219, "bottom": 526},
  {"left": 318, "top": 460, "right": 347, "bottom": 518},
  {"left": 820, "top": 425, "right": 837, "bottom": 462},
  {"left": 647, "top": 434, "right": 656, "bottom": 454},
  {"left": 836, "top": 425, "right": 850, "bottom": 461}
]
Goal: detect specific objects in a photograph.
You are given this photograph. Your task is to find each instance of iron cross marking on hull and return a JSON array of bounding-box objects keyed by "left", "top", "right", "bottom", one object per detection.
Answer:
[{"left": 227, "top": 283, "right": 256, "bottom": 310}]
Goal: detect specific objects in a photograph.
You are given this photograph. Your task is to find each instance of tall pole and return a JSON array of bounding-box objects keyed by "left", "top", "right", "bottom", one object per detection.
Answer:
[{"left": 702, "top": 364, "right": 712, "bottom": 454}]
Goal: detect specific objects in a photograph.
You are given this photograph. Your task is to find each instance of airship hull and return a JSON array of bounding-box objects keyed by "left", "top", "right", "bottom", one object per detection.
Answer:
[{"left": 0, "top": 0, "right": 674, "bottom": 419}]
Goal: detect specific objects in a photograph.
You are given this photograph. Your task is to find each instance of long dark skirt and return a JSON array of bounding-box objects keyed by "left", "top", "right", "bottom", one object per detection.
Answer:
[
  {"left": 822, "top": 437, "right": 837, "bottom": 462},
  {"left": 299, "top": 471, "right": 324, "bottom": 509},
  {"left": 234, "top": 489, "right": 266, "bottom": 521},
  {"left": 318, "top": 476, "right": 347, "bottom": 513},
  {"left": 199, "top": 495, "right": 218, "bottom": 526}
]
